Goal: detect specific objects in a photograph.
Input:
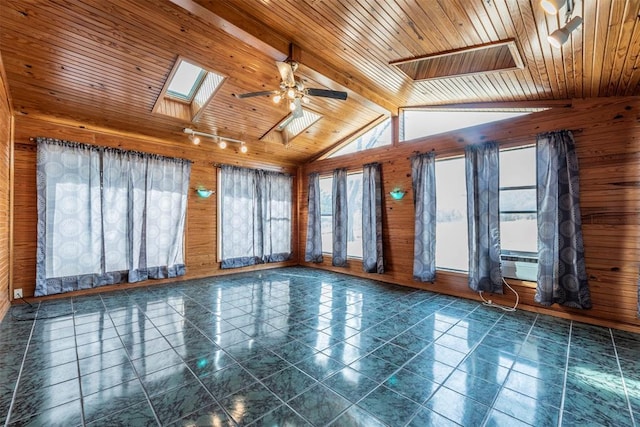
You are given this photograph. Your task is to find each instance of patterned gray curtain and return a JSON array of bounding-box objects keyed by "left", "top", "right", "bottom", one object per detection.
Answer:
[
  {"left": 332, "top": 168, "right": 348, "bottom": 267},
  {"left": 536, "top": 131, "right": 592, "bottom": 308},
  {"left": 411, "top": 152, "right": 436, "bottom": 282},
  {"left": 220, "top": 166, "right": 292, "bottom": 268},
  {"left": 465, "top": 142, "right": 503, "bottom": 294},
  {"left": 36, "top": 138, "right": 191, "bottom": 297},
  {"left": 362, "top": 163, "right": 384, "bottom": 273},
  {"left": 304, "top": 172, "right": 323, "bottom": 262}
]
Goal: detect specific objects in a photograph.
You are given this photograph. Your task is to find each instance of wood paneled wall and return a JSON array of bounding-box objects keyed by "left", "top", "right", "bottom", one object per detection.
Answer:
[
  {"left": 0, "top": 57, "right": 11, "bottom": 321},
  {"left": 299, "top": 97, "right": 640, "bottom": 331},
  {"left": 11, "top": 116, "right": 299, "bottom": 299}
]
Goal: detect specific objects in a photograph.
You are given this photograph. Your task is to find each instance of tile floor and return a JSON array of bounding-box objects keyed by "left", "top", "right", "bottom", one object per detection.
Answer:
[{"left": 0, "top": 267, "right": 639, "bottom": 426}]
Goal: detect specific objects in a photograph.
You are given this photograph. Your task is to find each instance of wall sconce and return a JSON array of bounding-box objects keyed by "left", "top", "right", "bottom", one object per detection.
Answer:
[
  {"left": 183, "top": 128, "right": 248, "bottom": 153},
  {"left": 195, "top": 187, "right": 214, "bottom": 198},
  {"left": 389, "top": 188, "right": 406, "bottom": 200}
]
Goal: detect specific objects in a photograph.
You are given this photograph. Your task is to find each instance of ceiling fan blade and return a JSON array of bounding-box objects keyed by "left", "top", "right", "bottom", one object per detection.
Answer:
[
  {"left": 234, "top": 90, "right": 279, "bottom": 99},
  {"left": 276, "top": 61, "right": 296, "bottom": 87},
  {"left": 292, "top": 98, "right": 303, "bottom": 118},
  {"left": 306, "top": 88, "right": 348, "bottom": 100}
]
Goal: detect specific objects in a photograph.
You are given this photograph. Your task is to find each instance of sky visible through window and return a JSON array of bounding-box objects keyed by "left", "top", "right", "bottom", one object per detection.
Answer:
[
  {"left": 402, "top": 110, "right": 534, "bottom": 141},
  {"left": 167, "top": 60, "right": 206, "bottom": 100}
]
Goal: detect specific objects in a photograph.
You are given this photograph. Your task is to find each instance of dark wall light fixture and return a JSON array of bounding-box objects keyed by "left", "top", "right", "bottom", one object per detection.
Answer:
[
  {"left": 542, "top": 0, "right": 583, "bottom": 49},
  {"left": 183, "top": 128, "right": 248, "bottom": 153}
]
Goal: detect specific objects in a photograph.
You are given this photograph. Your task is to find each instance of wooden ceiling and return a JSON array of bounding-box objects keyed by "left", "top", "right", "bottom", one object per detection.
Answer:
[{"left": 1, "top": 0, "right": 639, "bottom": 164}]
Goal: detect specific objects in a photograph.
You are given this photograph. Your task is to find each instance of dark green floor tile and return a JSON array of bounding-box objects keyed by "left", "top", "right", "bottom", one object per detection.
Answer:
[
  {"left": 140, "top": 363, "right": 197, "bottom": 397},
  {"left": 484, "top": 409, "right": 532, "bottom": 427},
  {"left": 384, "top": 368, "right": 439, "bottom": 404},
  {"left": 8, "top": 398, "right": 82, "bottom": 427},
  {"left": 289, "top": 383, "right": 350, "bottom": 426},
  {"left": 241, "top": 352, "right": 291, "bottom": 380},
  {"left": 424, "top": 386, "right": 490, "bottom": 427},
  {"left": 86, "top": 401, "right": 157, "bottom": 426},
  {"left": 262, "top": 366, "right": 317, "bottom": 402},
  {"left": 406, "top": 406, "right": 460, "bottom": 427},
  {"left": 82, "top": 378, "right": 147, "bottom": 424},
  {"left": 357, "top": 385, "right": 420, "bottom": 426},
  {"left": 323, "top": 367, "right": 378, "bottom": 403},
  {"left": 150, "top": 379, "right": 215, "bottom": 425},
  {"left": 81, "top": 361, "right": 137, "bottom": 396},
  {"left": 250, "top": 404, "right": 312, "bottom": 427},
  {"left": 199, "top": 362, "right": 257, "bottom": 399},
  {"left": 329, "top": 405, "right": 386, "bottom": 427},
  {"left": 492, "top": 387, "right": 559, "bottom": 426},
  {"left": 10, "top": 378, "right": 80, "bottom": 422},
  {"left": 295, "top": 353, "right": 345, "bottom": 381},
  {"left": 220, "top": 382, "right": 283, "bottom": 426}
]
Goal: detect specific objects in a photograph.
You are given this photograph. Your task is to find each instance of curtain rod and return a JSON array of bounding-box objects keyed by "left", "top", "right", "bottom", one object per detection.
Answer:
[{"left": 211, "top": 162, "right": 288, "bottom": 173}]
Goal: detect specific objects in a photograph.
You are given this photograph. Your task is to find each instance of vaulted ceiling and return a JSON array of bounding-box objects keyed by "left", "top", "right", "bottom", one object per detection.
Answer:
[{"left": 1, "top": 0, "right": 639, "bottom": 164}]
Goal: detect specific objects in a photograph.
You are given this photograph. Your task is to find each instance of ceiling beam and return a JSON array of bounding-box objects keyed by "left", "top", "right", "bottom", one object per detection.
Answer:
[{"left": 167, "top": 0, "right": 397, "bottom": 116}]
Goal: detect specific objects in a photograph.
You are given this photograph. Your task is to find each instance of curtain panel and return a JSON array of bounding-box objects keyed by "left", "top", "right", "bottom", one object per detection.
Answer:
[
  {"left": 536, "top": 131, "right": 592, "bottom": 309},
  {"left": 220, "top": 165, "right": 293, "bottom": 269},
  {"left": 465, "top": 142, "right": 503, "bottom": 293},
  {"left": 36, "top": 138, "right": 191, "bottom": 297},
  {"left": 304, "top": 172, "right": 323, "bottom": 263},
  {"left": 362, "top": 163, "right": 384, "bottom": 273},
  {"left": 332, "top": 168, "right": 348, "bottom": 267},
  {"left": 411, "top": 152, "right": 436, "bottom": 282}
]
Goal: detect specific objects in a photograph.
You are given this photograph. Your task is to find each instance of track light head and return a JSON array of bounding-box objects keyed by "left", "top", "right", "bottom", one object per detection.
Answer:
[
  {"left": 240, "top": 143, "right": 248, "bottom": 154},
  {"left": 540, "top": 0, "right": 566, "bottom": 15},
  {"left": 548, "top": 16, "right": 583, "bottom": 48},
  {"left": 218, "top": 140, "right": 227, "bottom": 149}
]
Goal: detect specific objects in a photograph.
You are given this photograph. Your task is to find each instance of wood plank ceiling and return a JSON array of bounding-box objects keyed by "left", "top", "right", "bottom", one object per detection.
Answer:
[{"left": 1, "top": 0, "right": 639, "bottom": 164}]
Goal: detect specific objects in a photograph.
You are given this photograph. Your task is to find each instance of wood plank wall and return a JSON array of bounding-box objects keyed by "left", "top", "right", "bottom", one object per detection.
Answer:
[
  {"left": 11, "top": 116, "right": 299, "bottom": 300},
  {"left": 299, "top": 97, "right": 640, "bottom": 331},
  {"left": 0, "top": 58, "right": 11, "bottom": 321}
]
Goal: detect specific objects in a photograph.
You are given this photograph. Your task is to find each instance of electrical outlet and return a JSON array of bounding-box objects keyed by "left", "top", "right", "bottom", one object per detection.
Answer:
[{"left": 13, "top": 289, "right": 23, "bottom": 300}]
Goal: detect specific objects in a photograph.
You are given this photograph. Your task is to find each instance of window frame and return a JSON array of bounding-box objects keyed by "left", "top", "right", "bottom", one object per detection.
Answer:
[{"left": 318, "top": 171, "right": 364, "bottom": 259}]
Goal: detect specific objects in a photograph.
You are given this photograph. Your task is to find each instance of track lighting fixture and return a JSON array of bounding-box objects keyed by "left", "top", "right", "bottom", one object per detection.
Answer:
[
  {"left": 541, "top": 0, "right": 582, "bottom": 48},
  {"left": 547, "top": 16, "right": 583, "bottom": 48},
  {"left": 540, "top": 0, "right": 566, "bottom": 15},
  {"left": 183, "top": 128, "right": 247, "bottom": 153}
]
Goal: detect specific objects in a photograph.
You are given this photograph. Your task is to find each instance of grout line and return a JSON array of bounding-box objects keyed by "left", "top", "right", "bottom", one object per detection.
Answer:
[
  {"left": 4, "top": 302, "right": 39, "bottom": 427},
  {"left": 70, "top": 298, "right": 87, "bottom": 427},
  {"left": 610, "top": 329, "right": 637, "bottom": 427},
  {"left": 557, "top": 320, "right": 573, "bottom": 427}
]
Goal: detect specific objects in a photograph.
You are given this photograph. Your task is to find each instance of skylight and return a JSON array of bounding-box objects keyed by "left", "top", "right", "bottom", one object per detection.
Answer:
[
  {"left": 166, "top": 60, "right": 207, "bottom": 101},
  {"left": 260, "top": 109, "right": 323, "bottom": 147},
  {"left": 401, "top": 108, "right": 545, "bottom": 141},
  {"left": 153, "top": 57, "right": 226, "bottom": 123},
  {"left": 327, "top": 118, "right": 392, "bottom": 158}
]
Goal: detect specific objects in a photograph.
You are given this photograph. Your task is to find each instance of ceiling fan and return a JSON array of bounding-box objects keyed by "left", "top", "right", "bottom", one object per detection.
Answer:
[{"left": 235, "top": 60, "right": 348, "bottom": 118}]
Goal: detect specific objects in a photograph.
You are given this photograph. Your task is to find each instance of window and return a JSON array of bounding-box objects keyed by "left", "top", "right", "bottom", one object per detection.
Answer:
[
  {"left": 318, "top": 173, "right": 363, "bottom": 258},
  {"left": 167, "top": 60, "right": 207, "bottom": 102},
  {"left": 260, "top": 108, "right": 323, "bottom": 147},
  {"left": 36, "top": 139, "right": 190, "bottom": 296},
  {"left": 499, "top": 146, "right": 538, "bottom": 281},
  {"left": 327, "top": 118, "right": 392, "bottom": 158},
  {"left": 219, "top": 167, "right": 292, "bottom": 268},
  {"left": 401, "top": 109, "right": 541, "bottom": 141},
  {"left": 153, "top": 57, "right": 226, "bottom": 122},
  {"left": 435, "top": 157, "right": 468, "bottom": 271}
]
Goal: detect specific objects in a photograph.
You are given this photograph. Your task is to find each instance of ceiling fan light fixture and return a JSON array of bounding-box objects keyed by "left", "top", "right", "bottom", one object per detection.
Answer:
[
  {"left": 287, "top": 88, "right": 296, "bottom": 99},
  {"left": 289, "top": 101, "right": 297, "bottom": 111},
  {"left": 541, "top": 0, "right": 566, "bottom": 15},
  {"left": 273, "top": 94, "right": 282, "bottom": 104}
]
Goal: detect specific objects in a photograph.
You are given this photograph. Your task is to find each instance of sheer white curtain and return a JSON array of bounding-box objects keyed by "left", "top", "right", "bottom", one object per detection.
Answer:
[
  {"left": 220, "top": 165, "right": 292, "bottom": 268},
  {"left": 36, "top": 138, "right": 191, "bottom": 296}
]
